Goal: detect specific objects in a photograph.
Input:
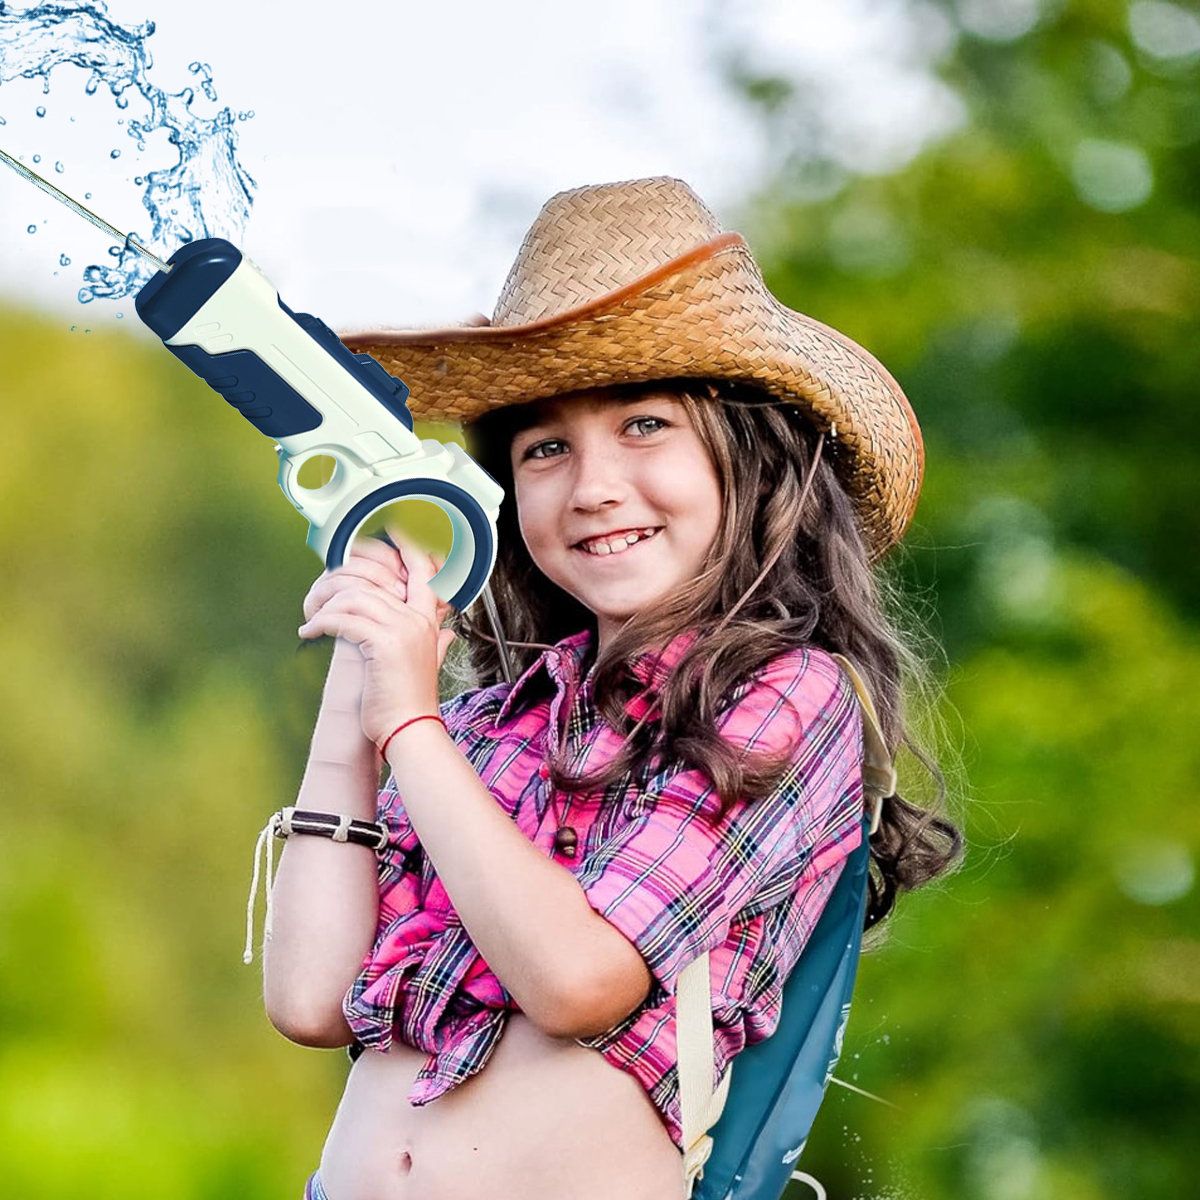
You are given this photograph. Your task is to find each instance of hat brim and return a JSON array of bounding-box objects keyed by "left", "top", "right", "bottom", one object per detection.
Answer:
[{"left": 337, "top": 234, "right": 924, "bottom": 560}]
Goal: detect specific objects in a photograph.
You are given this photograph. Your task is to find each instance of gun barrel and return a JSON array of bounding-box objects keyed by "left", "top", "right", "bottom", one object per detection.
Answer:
[{"left": 134, "top": 237, "right": 421, "bottom": 458}]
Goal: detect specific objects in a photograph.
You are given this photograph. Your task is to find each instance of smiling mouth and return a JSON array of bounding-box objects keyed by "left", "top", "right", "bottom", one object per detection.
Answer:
[{"left": 571, "top": 527, "right": 664, "bottom": 558}]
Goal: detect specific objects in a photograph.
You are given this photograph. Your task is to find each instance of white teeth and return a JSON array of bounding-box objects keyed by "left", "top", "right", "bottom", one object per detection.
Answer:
[{"left": 578, "top": 527, "right": 659, "bottom": 556}]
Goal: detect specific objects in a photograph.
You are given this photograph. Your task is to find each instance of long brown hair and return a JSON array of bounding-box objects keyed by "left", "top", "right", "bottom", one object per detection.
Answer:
[{"left": 451, "top": 378, "right": 964, "bottom": 936}]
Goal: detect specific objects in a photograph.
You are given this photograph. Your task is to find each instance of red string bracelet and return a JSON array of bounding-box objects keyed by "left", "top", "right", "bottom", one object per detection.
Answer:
[{"left": 376, "top": 713, "right": 445, "bottom": 760}]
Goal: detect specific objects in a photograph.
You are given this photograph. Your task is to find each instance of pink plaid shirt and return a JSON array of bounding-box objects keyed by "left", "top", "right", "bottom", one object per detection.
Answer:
[{"left": 342, "top": 625, "right": 866, "bottom": 1151}]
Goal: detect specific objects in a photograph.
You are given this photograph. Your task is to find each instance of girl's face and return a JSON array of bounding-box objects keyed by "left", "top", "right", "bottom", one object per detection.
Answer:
[{"left": 509, "top": 387, "right": 722, "bottom": 654}]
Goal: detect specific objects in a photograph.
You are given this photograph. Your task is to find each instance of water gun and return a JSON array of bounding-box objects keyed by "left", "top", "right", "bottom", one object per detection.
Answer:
[{"left": 0, "top": 145, "right": 504, "bottom": 613}]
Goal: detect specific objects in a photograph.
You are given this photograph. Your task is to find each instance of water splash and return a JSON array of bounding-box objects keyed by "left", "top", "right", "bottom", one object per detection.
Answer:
[{"left": 0, "top": 0, "right": 257, "bottom": 303}]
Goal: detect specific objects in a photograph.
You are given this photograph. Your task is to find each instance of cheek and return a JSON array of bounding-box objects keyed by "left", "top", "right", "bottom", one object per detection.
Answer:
[
  {"left": 513, "top": 482, "right": 552, "bottom": 550},
  {"left": 668, "top": 453, "right": 722, "bottom": 525}
]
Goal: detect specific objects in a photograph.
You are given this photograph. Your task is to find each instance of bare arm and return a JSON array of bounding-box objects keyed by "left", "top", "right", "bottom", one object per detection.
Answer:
[
  {"left": 382, "top": 720, "right": 652, "bottom": 1040},
  {"left": 261, "top": 638, "right": 381, "bottom": 1046}
]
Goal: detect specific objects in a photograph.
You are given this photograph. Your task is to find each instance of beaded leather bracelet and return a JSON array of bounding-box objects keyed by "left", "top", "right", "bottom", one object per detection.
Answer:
[
  {"left": 274, "top": 805, "right": 388, "bottom": 850},
  {"left": 243, "top": 804, "right": 390, "bottom": 965}
]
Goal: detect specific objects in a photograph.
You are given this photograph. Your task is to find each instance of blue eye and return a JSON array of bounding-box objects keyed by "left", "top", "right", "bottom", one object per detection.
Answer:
[
  {"left": 524, "top": 438, "right": 562, "bottom": 460},
  {"left": 630, "top": 416, "right": 667, "bottom": 436},
  {"left": 522, "top": 416, "right": 668, "bottom": 460}
]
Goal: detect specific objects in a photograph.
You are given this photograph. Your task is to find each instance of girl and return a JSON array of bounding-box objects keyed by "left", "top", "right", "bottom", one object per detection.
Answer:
[{"left": 250, "top": 177, "right": 963, "bottom": 1200}]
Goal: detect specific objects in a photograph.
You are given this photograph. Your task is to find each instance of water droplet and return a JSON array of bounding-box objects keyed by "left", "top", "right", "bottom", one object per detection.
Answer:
[
  {"left": 84, "top": 193, "right": 92, "bottom": 200},
  {"left": 116, "top": 312, "right": 125, "bottom": 319},
  {"left": 84, "top": 328, "right": 92, "bottom": 334},
  {"left": 23, "top": 21, "right": 256, "bottom": 307},
  {"left": 70, "top": 325, "right": 77, "bottom": 332},
  {"left": 27, "top": 224, "right": 36, "bottom": 234},
  {"left": 59, "top": 254, "right": 71, "bottom": 266},
  {"left": 0, "top": 116, "right": 7, "bottom": 126},
  {"left": 69, "top": 116, "right": 75, "bottom": 123}
]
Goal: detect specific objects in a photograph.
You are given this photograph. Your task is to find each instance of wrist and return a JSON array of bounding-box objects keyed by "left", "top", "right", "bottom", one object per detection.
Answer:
[{"left": 376, "top": 712, "right": 447, "bottom": 761}]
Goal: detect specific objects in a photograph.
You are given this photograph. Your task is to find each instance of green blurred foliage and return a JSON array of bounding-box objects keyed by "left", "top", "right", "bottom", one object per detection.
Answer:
[
  {"left": 0, "top": 2, "right": 1196, "bottom": 1198},
  {"left": 711, "top": 1, "right": 1200, "bottom": 1195}
]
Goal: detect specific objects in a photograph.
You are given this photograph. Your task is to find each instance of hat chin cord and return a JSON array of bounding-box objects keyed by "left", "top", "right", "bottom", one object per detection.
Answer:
[{"left": 479, "top": 581, "right": 517, "bottom": 685}]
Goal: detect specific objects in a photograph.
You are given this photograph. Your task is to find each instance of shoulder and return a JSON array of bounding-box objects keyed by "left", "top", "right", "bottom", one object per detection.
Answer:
[{"left": 717, "top": 643, "right": 858, "bottom": 757}]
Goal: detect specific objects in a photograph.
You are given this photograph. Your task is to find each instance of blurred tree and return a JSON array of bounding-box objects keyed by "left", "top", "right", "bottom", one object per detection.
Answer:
[
  {"left": 704, "top": 3, "right": 1200, "bottom": 1198},
  {"left": 715, "top": 0, "right": 1200, "bottom": 657}
]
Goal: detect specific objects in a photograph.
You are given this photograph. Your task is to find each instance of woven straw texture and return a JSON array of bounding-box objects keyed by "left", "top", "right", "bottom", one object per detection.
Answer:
[{"left": 337, "top": 177, "right": 924, "bottom": 560}]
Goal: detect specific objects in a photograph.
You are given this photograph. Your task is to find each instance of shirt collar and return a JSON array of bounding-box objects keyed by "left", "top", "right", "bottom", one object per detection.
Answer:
[{"left": 494, "top": 625, "right": 701, "bottom": 725}]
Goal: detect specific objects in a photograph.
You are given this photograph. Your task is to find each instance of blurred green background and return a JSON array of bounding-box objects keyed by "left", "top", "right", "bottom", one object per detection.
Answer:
[{"left": 1, "top": 2, "right": 1197, "bottom": 1197}]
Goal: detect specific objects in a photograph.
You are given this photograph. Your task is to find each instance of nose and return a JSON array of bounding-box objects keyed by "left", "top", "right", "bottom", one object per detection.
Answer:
[{"left": 568, "top": 437, "right": 636, "bottom": 512}]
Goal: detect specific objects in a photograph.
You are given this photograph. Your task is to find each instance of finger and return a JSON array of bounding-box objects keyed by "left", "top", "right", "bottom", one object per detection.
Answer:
[
  {"left": 299, "top": 586, "right": 420, "bottom": 637},
  {"left": 310, "top": 564, "right": 451, "bottom": 626},
  {"left": 305, "top": 563, "right": 411, "bottom": 622},
  {"left": 296, "top": 610, "right": 380, "bottom": 644},
  {"left": 304, "top": 586, "right": 413, "bottom": 630},
  {"left": 428, "top": 551, "right": 454, "bottom": 622},
  {"left": 395, "top": 539, "right": 438, "bottom": 625},
  {"left": 347, "top": 534, "right": 407, "bottom": 581}
]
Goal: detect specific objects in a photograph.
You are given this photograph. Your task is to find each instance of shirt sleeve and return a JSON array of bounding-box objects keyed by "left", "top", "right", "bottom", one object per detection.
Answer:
[{"left": 572, "top": 647, "right": 864, "bottom": 997}]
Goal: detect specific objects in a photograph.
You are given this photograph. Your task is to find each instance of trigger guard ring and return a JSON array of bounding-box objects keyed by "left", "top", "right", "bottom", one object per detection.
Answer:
[{"left": 326, "top": 477, "right": 495, "bottom": 612}]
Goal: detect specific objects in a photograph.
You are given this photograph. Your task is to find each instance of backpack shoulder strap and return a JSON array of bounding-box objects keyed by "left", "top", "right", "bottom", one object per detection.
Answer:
[
  {"left": 678, "top": 949, "right": 728, "bottom": 1195},
  {"left": 829, "top": 653, "right": 896, "bottom": 836},
  {"left": 676, "top": 650, "right": 896, "bottom": 1196}
]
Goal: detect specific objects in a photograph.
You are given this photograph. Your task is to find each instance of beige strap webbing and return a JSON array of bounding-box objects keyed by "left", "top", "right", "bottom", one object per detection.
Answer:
[
  {"left": 829, "top": 653, "right": 896, "bottom": 836},
  {"left": 676, "top": 653, "right": 896, "bottom": 1196}
]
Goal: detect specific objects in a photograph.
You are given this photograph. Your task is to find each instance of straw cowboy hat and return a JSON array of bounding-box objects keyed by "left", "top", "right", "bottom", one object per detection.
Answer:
[{"left": 336, "top": 175, "right": 924, "bottom": 560}]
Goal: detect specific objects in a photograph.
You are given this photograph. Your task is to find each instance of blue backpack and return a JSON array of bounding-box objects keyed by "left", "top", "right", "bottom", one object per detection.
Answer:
[{"left": 678, "top": 654, "right": 893, "bottom": 1200}]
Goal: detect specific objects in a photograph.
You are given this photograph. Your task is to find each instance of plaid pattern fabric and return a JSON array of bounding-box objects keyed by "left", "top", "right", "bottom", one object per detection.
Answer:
[{"left": 342, "top": 625, "right": 866, "bottom": 1152}]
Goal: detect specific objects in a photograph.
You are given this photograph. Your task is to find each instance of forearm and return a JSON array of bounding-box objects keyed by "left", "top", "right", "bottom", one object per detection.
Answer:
[
  {"left": 262, "top": 643, "right": 382, "bottom": 1041},
  {"left": 383, "top": 720, "right": 612, "bottom": 1035}
]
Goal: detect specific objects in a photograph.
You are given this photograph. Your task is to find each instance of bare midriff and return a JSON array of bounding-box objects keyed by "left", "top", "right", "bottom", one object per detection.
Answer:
[{"left": 317, "top": 1012, "right": 686, "bottom": 1200}]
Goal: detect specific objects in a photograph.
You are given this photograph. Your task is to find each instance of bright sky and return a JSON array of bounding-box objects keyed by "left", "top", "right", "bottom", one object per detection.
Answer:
[{"left": 0, "top": 0, "right": 961, "bottom": 341}]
